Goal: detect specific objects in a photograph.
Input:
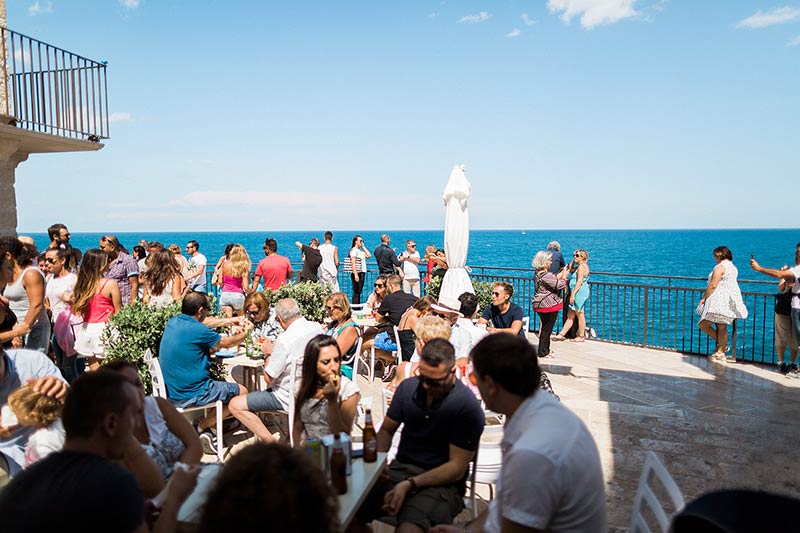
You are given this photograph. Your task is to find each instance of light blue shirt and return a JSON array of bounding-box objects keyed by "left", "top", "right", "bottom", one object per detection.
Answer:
[{"left": 0, "top": 349, "right": 65, "bottom": 476}]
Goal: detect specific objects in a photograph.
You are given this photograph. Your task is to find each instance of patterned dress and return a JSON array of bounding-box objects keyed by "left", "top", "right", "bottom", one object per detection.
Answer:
[{"left": 701, "top": 260, "right": 748, "bottom": 325}]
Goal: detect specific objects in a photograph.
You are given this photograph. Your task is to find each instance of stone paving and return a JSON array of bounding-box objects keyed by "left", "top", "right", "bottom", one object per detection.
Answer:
[{"left": 222, "top": 335, "right": 800, "bottom": 531}]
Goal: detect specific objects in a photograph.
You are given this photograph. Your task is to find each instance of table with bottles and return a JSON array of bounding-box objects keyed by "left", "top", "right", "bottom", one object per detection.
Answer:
[{"left": 337, "top": 452, "right": 388, "bottom": 531}]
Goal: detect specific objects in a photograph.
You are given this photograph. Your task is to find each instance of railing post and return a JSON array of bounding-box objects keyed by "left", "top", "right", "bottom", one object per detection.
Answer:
[{"left": 642, "top": 289, "right": 649, "bottom": 346}]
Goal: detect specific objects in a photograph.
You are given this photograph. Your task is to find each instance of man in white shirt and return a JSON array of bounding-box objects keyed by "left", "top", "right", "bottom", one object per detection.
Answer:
[
  {"left": 432, "top": 334, "right": 607, "bottom": 533},
  {"left": 184, "top": 240, "right": 207, "bottom": 293},
  {"left": 399, "top": 240, "right": 421, "bottom": 297},
  {"left": 430, "top": 295, "right": 472, "bottom": 360},
  {"left": 228, "top": 298, "right": 322, "bottom": 443},
  {"left": 456, "top": 292, "right": 488, "bottom": 349},
  {"left": 318, "top": 231, "right": 340, "bottom": 292}
]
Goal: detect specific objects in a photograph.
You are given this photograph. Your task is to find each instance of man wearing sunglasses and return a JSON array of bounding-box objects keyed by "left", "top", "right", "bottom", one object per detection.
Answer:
[
  {"left": 355, "top": 338, "right": 484, "bottom": 531},
  {"left": 433, "top": 334, "right": 606, "bottom": 533}
]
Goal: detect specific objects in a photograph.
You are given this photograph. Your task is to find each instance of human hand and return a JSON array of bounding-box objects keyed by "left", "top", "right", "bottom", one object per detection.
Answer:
[
  {"left": 260, "top": 338, "right": 274, "bottom": 355},
  {"left": 382, "top": 480, "right": 411, "bottom": 516},
  {"left": 322, "top": 374, "right": 340, "bottom": 401},
  {"left": 28, "top": 375, "right": 67, "bottom": 400},
  {"left": 165, "top": 463, "right": 200, "bottom": 506},
  {"left": 749, "top": 258, "right": 760, "bottom": 270},
  {"left": 11, "top": 336, "right": 23, "bottom": 348},
  {"left": 12, "top": 322, "right": 30, "bottom": 337},
  {"left": 569, "top": 295, "right": 575, "bottom": 304}
]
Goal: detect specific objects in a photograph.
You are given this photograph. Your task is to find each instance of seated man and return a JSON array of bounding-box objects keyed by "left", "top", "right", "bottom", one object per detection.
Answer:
[
  {"left": 433, "top": 334, "right": 606, "bottom": 533},
  {"left": 0, "top": 371, "right": 199, "bottom": 532},
  {"left": 429, "top": 295, "right": 472, "bottom": 361},
  {"left": 478, "top": 281, "right": 526, "bottom": 338},
  {"left": 456, "top": 292, "right": 487, "bottom": 349},
  {"left": 355, "top": 338, "right": 485, "bottom": 532},
  {"left": 228, "top": 298, "right": 322, "bottom": 443},
  {"left": 0, "top": 347, "right": 67, "bottom": 485},
  {"left": 368, "top": 274, "right": 418, "bottom": 378},
  {"left": 159, "top": 291, "right": 251, "bottom": 452}
]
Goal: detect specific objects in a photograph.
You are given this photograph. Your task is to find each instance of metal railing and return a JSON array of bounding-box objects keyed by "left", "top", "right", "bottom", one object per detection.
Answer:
[
  {"left": 0, "top": 27, "right": 109, "bottom": 140},
  {"left": 206, "top": 264, "right": 781, "bottom": 365}
]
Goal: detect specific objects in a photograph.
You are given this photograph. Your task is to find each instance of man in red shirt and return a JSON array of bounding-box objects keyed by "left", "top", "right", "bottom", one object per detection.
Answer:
[{"left": 251, "top": 238, "right": 293, "bottom": 292}]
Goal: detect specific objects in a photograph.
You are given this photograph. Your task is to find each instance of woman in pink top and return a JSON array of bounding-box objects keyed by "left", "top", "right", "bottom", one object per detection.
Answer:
[
  {"left": 219, "top": 244, "right": 251, "bottom": 317},
  {"left": 72, "top": 249, "right": 121, "bottom": 371}
]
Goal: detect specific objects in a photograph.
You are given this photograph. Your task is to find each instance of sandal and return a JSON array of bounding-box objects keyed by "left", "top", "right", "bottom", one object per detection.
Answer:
[
  {"left": 708, "top": 353, "right": 726, "bottom": 363},
  {"left": 539, "top": 353, "right": 556, "bottom": 360},
  {"left": 569, "top": 337, "right": 585, "bottom": 343},
  {"left": 552, "top": 334, "right": 565, "bottom": 342}
]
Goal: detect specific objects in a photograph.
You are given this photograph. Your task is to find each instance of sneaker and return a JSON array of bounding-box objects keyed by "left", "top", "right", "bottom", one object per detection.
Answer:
[
  {"left": 198, "top": 428, "right": 218, "bottom": 455},
  {"left": 382, "top": 362, "right": 397, "bottom": 383},
  {"left": 787, "top": 367, "right": 800, "bottom": 380},
  {"left": 790, "top": 363, "right": 799, "bottom": 373},
  {"left": 779, "top": 362, "right": 789, "bottom": 375},
  {"left": 222, "top": 418, "right": 243, "bottom": 434}
]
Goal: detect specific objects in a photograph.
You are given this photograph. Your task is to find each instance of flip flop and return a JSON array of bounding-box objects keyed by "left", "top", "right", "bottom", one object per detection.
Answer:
[
  {"left": 569, "top": 337, "right": 585, "bottom": 343},
  {"left": 539, "top": 353, "right": 556, "bottom": 360},
  {"left": 709, "top": 353, "right": 727, "bottom": 363},
  {"left": 552, "top": 334, "right": 565, "bottom": 341}
]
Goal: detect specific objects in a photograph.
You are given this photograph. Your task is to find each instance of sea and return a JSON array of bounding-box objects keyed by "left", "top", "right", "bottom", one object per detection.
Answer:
[{"left": 24, "top": 228, "right": 800, "bottom": 286}]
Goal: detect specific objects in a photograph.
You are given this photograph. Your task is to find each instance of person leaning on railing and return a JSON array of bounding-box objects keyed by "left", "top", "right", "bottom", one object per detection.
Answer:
[{"left": 532, "top": 251, "right": 570, "bottom": 359}]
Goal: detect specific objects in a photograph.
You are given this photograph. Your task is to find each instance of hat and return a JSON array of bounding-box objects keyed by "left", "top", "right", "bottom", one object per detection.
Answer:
[{"left": 431, "top": 295, "right": 464, "bottom": 318}]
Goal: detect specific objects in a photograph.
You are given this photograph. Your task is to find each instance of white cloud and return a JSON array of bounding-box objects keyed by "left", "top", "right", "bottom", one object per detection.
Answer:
[
  {"left": 506, "top": 28, "right": 522, "bottom": 38},
  {"left": 521, "top": 13, "right": 537, "bottom": 26},
  {"left": 28, "top": 1, "right": 53, "bottom": 16},
  {"left": 120, "top": 0, "right": 141, "bottom": 9},
  {"left": 547, "top": 0, "right": 639, "bottom": 29},
  {"left": 168, "top": 191, "right": 370, "bottom": 209},
  {"left": 458, "top": 11, "right": 491, "bottom": 24},
  {"left": 428, "top": 12, "right": 438, "bottom": 19},
  {"left": 736, "top": 7, "right": 800, "bottom": 29},
  {"left": 788, "top": 35, "right": 800, "bottom": 46},
  {"left": 109, "top": 112, "right": 132, "bottom": 123}
]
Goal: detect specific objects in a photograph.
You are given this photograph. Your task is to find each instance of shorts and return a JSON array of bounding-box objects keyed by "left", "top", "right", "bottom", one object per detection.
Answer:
[
  {"left": 356, "top": 462, "right": 464, "bottom": 530},
  {"left": 775, "top": 312, "right": 798, "bottom": 348},
  {"left": 74, "top": 322, "right": 107, "bottom": 358},
  {"left": 171, "top": 380, "right": 240, "bottom": 408},
  {"left": 245, "top": 389, "right": 285, "bottom": 412},
  {"left": 219, "top": 291, "right": 245, "bottom": 311}
]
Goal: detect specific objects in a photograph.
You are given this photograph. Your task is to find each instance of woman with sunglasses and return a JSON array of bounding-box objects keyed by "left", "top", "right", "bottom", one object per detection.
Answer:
[
  {"left": 365, "top": 274, "right": 388, "bottom": 312},
  {"left": 43, "top": 246, "right": 80, "bottom": 380},
  {"left": 554, "top": 249, "right": 591, "bottom": 342},
  {"left": 292, "top": 335, "right": 360, "bottom": 446},
  {"left": 324, "top": 292, "right": 360, "bottom": 379},
  {"left": 242, "top": 292, "right": 282, "bottom": 354},
  {"left": 0, "top": 237, "right": 50, "bottom": 353},
  {"left": 72, "top": 249, "right": 122, "bottom": 370}
]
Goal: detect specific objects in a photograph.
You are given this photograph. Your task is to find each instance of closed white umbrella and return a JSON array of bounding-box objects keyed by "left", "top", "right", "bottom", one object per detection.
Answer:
[{"left": 439, "top": 164, "right": 474, "bottom": 302}]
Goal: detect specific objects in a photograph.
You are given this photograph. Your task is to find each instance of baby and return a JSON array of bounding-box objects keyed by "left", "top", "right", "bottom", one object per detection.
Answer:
[{"left": 0, "top": 384, "right": 65, "bottom": 467}]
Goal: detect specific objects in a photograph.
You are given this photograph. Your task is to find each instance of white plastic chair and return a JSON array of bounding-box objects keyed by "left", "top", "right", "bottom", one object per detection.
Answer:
[
  {"left": 466, "top": 423, "right": 504, "bottom": 513},
  {"left": 366, "top": 325, "right": 401, "bottom": 383},
  {"left": 350, "top": 303, "right": 368, "bottom": 312},
  {"left": 145, "top": 350, "right": 225, "bottom": 462},
  {"left": 522, "top": 316, "right": 531, "bottom": 337},
  {"left": 261, "top": 356, "right": 299, "bottom": 446},
  {"left": 629, "top": 451, "right": 685, "bottom": 533}
]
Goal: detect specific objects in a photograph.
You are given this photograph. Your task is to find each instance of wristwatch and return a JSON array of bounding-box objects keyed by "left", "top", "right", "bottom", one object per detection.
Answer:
[{"left": 406, "top": 477, "right": 417, "bottom": 493}]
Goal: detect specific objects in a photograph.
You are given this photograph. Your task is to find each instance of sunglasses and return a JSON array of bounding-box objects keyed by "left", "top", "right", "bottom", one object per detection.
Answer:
[
  {"left": 414, "top": 366, "right": 454, "bottom": 388},
  {"left": 325, "top": 305, "right": 338, "bottom": 312},
  {"left": 492, "top": 292, "right": 503, "bottom": 297},
  {"left": 246, "top": 310, "right": 261, "bottom": 317},
  {"left": 44, "top": 257, "right": 58, "bottom": 264},
  {"left": 374, "top": 283, "right": 385, "bottom": 288}
]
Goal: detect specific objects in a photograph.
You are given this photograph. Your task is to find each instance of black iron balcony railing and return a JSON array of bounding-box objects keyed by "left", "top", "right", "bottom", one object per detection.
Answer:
[
  {"left": 1, "top": 27, "right": 108, "bottom": 141},
  {"left": 205, "top": 265, "right": 781, "bottom": 365}
]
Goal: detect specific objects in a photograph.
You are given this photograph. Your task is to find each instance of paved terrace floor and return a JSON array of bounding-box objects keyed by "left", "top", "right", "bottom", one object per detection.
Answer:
[{"left": 226, "top": 336, "right": 800, "bottom": 531}]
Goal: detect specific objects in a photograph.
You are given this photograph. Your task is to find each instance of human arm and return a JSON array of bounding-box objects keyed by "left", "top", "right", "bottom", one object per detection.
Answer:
[
  {"left": 568, "top": 264, "right": 588, "bottom": 305},
  {"left": 383, "top": 444, "right": 475, "bottom": 516},
  {"left": 292, "top": 410, "right": 305, "bottom": 447},
  {"left": 213, "top": 321, "right": 252, "bottom": 350},
  {"left": 150, "top": 463, "right": 200, "bottom": 533},
  {"left": 155, "top": 397, "right": 203, "bottom": 465},
  {"left": 27, "top": 374, "right": 68, "bottom": 400},
  {"left": 362, "top": 245, "right": 371, "bottom": 259},
  {"left": 202, "top": 315, "right": 245, "bottom": 329},
  {"left": 333, "top": 246, "right": 340, "bottom": 269},
  {"left": 250, "top": 273, "right": 261, "bottom": 294},
  {"left": 129, "top": 274, "right": 140, "bottom": 303},
  {"left": 120, "top": 435, "right": 165, "bottom": 498},
  {"left": 376, "top": 415, "right": 401, "bottom": 452},
  {"left": 170, "top": 274, "right": 184, "bottom": 301},
  {"left": 102, "top": 279, "right": 123, "bottom": 313},
  {"left": 21, "top": 269, "right": 46, "bottom": 329},
  {"left": 750, "top": 259, "right": 797, "bottom": 281},
  {"left": 322, "top": 375, "right": 359, "bottom": 435},
  {"left": 700, "top": 264, "right": 725, "bottom": 303},
  {"left": 0, "top": 322, "right": 30, "bottom": 345},
  {"left": 333, "top": 325, "right": 359, "bottom": 356}
]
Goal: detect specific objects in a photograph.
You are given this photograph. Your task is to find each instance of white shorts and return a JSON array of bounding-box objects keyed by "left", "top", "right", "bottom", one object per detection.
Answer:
[{"left": 73, "top": 322, "right": 107, "bottom": 358}]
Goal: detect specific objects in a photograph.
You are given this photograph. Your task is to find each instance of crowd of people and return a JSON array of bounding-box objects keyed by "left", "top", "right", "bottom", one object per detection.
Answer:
[{"left": 2, "top": 221, "right": 798, "bottom": 531}]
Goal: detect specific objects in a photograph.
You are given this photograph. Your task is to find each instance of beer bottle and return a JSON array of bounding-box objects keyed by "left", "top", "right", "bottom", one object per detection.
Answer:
[
  {"left": 362, "top": 408, "right": 378, "bottom": 463},
  {"left": 330, "top": 433, "right": 348, "bottom": 495}
]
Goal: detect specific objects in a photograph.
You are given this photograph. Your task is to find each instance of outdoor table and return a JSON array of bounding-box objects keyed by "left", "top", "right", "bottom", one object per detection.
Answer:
[
  {"left": 354, "top": 316, "right": 378, "bottom": 329},
  {"left": 216, "top": 352, "right": 263, "bottom": 392},
  {"left": 338, "top": 452, "right": 388, "bottom": 531}
]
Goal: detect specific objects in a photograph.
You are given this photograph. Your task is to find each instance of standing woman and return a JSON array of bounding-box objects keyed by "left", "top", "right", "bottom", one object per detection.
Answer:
[
  {"left": 44, "top": 246, "right": 80, "bottom": 381},
  {"left": 168, "top": 244, "right": 190, "bottom": 277},
  {"left": 218, "top": 244, "right": 251, "bottom": 318},
  {"left": 292, "top": 335, "right": 360, "bottom": 445},
  {"left": 142, "top": 248, "right": 185, "bottom": 308},
  {"left": 0, "top": 237, "right": 50, "bottom": 352},
  {"left": 532, "top": 251, "right": 570, "bottom": 358},
  {"left": 554, "top": 249, "right": 591, "bottom": 342},
  {"left": 698, "top": 246, "right": 748, "bottom": 362},
  {"left": 72, "top": 249, "right": 122, "bottom": 371},
  {"left": 348, "top": 235, "right": 371, "bottom": 305}
]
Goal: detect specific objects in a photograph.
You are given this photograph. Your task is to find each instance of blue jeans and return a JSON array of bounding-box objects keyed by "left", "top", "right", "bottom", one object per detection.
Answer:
[
  {"left": 52, "top": 332, "right": 84, "bottom": 384},
  {"left": 791, "top": 309, "right": 800, "bottom": 347}
]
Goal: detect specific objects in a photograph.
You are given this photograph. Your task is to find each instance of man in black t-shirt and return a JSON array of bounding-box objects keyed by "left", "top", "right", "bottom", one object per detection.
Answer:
[
  {"left": 478, "top": 281, "right": 527, "bottom": 338},
  {"left": 295, "top": 238, "right": 323, "bottom": 283},
  {"left": 376, "top": 274, "right": 418, "bottom": 329},
  {"left": 373, "top": 233, "right": 402, "bottom": 275},
  {"left": 0, "top": 371, "right": 199, "bottom": 532},
  {"left": 355, "top": 339, "right": 485, "bottom": 531}
]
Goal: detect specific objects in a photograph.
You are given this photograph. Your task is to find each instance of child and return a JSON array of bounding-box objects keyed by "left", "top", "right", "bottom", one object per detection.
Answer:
[{"left": 5, "top": 384, "right": 65, "bottom": 467}]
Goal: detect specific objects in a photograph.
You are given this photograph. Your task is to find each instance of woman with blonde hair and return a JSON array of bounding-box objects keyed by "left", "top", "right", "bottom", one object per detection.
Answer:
[
  {"left": 141, "top": 248, "right": 185, "bottom": 307},
  {"left": 554, "top": 249, "right": 591, "bottom": 342},
  {"left": 168, "top": 243, "right": 190, "bottom": 276},
  {"left": 323, "top": 292, "right": 360, "bottom": 379},
  {"left": 219, "top": 244, "right": 251, "bottom": 317},
  {"left": 388, "top": 315, "right": 451, "bottom": 392},
  {"left": 72, "top": 249, "right": 122, "bottom": 370}
]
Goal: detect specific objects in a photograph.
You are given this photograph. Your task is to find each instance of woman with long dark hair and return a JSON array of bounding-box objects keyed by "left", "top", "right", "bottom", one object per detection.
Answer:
[
  {"left": 72, "top": 249, "right": 121, "bottom": 370},
  {"left": 0, "top": 236, "right": 49, "bottom": 352},
  {"left": 292, "top": 335, "right": 360, "bottom": 445},
  {"left": 348, "top": 235, "right": 371, "bottom": 304},
  {"left": 142, "top": 248, "right": 185, "bottom": 307}
]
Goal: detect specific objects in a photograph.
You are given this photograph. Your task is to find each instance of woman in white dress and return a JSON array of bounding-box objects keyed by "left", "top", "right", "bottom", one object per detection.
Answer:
[{"left": 698, "top": 246, "right": 748, "bottom": 363}]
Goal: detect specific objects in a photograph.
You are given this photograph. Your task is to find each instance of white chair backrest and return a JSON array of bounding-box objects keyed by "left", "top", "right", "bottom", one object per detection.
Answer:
[
  {"left": 522, "top": 316, "right": 530, "bottom": 333},
  {"left": 393, "top": 325, "right": 402, "bottom": 362},
  {"left": 629, "top": 451, "right": 685, "bottom": 533},
  {"left": 342, "top": 332, "right": 363, "bottom": 367},
  {"left": 350, "top": 303, "right": 368, "bottom": 312},
  {"left": 143, "top": 348, "right": 154, "bottom": 362},
  {"left": 147, "top": 356, "right": 169, "bottom": 399},
  {"left": 287, "top": 355, "right": 300, "bottom": 446}
]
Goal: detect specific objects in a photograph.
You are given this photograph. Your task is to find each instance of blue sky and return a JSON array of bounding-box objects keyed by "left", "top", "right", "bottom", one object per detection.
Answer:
[{"left": 7, "top": 0, "right": 799, "bottom": 232}]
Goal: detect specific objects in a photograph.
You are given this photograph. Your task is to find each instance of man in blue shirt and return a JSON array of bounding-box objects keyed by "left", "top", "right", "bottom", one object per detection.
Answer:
[
  {"left": 478, "top": 281, "right": 527, "bottom": 338},
  {"left": 0, "top": 347, "right": 67, "bottom": 484},
  {"left": 159, "top": 291, "right": 251, "bottom": 452}
]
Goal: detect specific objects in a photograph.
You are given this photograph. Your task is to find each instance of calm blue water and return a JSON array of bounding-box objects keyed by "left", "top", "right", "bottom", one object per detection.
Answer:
[{"left": 25, "top": 229, "right": 799, "bottom": 284}]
